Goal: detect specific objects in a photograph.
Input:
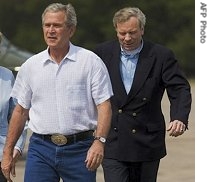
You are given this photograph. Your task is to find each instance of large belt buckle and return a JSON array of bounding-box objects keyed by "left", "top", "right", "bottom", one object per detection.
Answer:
[{"left": 51, "top": 134, "right": 68, "bottom": 146}]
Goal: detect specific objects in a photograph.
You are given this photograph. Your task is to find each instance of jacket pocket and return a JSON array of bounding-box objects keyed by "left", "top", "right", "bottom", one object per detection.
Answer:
[{"left": 146, "top": 123, "right": 163, "bottom": 132}]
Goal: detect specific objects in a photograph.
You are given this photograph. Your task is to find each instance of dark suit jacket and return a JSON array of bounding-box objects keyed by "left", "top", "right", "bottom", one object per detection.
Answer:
[{"left": 94, "top": 40, "right": 191, "bottom": 162}]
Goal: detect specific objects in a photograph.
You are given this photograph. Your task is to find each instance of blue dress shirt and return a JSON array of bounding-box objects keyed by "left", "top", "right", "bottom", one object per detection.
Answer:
[
  {"left": 120, "top": 41, "right": 144, "bottom": 93},
  {"left": 0, "top": 66, "right": 27, "bottom": 160}
]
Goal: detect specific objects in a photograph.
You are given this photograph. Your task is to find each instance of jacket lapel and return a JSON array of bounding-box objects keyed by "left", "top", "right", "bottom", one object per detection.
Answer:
[
  {"left": 108, "top": 43, "right": 128, "bottom": 106},
  {"left": 127, "top": 42, "right": 155, "bottom": 103}
]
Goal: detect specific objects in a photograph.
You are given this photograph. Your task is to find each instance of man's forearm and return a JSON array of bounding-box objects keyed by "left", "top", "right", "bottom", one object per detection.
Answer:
[
  {"left": 95, "top": 99, "right": 112, "bottom": 137},
  {"left": 3, "top": 105, "right": 28, "bottom": 155}
]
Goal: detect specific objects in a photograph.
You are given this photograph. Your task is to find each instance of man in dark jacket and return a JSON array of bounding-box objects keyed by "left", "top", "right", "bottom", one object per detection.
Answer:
[{"left": 94, "top": 7, "right": 191, "bottom": 182}]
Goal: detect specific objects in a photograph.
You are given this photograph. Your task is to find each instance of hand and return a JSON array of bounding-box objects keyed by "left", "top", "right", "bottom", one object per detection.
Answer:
[
  {"left": 85, "top": 140, "right": 104, "bottom": 171},
  {"left": 1, "top": 149, "right": 21, "bottom": 182},
  {"left": 11, "top": 149, "right": 21, "bottom": 178},
  {"left": 1, "top": 153, "right": 14, "bottom": 182},
  {"left": 167, "top": 120, "right": 186, "bottom": 137}
]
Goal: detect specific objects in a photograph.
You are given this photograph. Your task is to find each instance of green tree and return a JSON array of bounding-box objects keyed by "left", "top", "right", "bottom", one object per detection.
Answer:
[{"left": 0, "top": 0, "right": 194, "bottom": 77}]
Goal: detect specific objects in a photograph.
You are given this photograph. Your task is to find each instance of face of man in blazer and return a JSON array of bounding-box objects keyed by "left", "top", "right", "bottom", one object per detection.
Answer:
[{"left": 115, "top": 16, "right": 144, "bottom": 52}]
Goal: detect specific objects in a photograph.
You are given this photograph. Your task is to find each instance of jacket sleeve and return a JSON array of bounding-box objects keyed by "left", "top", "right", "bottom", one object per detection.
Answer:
[{"left": 162, "top": 49, "right": 191, "bottom": 126}]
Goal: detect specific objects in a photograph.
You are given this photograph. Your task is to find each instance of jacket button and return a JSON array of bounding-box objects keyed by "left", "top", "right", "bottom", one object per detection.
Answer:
[
  {"left": 118, "top": 109, "right": 122, "bottom": 113},
  {"left": 132, "top": 129, "right": 136, "bottom": 133},
  {"left": 132, "top": 112, "right": 137, "bottom": 117},
  {"left": 142, "top": 97, "right": 147, "bottom": 101},
  {"left": 114, "top": 127, "right": 118, "bottom": 131}
]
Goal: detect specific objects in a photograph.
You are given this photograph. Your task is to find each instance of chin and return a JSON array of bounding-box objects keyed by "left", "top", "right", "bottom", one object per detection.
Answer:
[
  {"left": 124, "top": 47, "right": 133, "bottom": 51},
  {"left": 47, "top": 42, "right": 57, "bottom": 47}
]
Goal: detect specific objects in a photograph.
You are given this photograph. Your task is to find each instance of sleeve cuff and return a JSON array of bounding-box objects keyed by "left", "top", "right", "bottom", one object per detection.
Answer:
[{"left": 14, "top": 146, "right": 22, "bottom": 155}]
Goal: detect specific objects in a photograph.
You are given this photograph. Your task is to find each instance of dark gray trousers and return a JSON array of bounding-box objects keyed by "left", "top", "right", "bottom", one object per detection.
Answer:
[{"left": 102, "top": 158, "right": 160, "bottom": 182}]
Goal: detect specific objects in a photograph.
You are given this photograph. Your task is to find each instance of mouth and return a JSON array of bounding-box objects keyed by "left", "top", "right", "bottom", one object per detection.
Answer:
[
  {"left": 48, "top": 36, "right": 57, "bottom": 40},
  {"left": 123, "top": 41, "right": 133, "bottom": 46}
]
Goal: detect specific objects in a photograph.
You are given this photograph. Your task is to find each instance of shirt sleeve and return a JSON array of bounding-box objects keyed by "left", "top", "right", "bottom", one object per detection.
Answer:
[
  {"left": 91, "top": 56, "right": 113, "bottom": 105},
  {"left": 10, "top": 63, "right": 32, "bottom": 109}
]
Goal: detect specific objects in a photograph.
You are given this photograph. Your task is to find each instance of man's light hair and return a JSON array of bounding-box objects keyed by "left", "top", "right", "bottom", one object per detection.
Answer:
[{"left": 113, "top": 7, "right": 146, "bottom": 29}]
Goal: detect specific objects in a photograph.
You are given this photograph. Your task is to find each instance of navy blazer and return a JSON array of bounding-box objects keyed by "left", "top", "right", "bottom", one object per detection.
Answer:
[{"left": 94, "top": 40, "right": 191, "bottom": 162}]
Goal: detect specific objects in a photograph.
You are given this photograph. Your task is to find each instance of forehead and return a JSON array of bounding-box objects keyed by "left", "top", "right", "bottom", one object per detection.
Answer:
[
  {"left": 116, "top": 17, "right": 139, "bottom": 31},
  {"left": 43, "top": 11, "right": 66, "bottom": 23}
]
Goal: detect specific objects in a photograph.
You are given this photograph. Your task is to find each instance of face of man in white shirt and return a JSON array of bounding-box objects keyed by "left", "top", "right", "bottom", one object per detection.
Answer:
[{"left": 42, "top": 11, "right": 75, "bottom": 52}]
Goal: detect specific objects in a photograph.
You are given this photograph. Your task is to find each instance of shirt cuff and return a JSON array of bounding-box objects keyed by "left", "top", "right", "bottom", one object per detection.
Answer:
[{"left": 14, "top": 146, "right": 22, "bottom": 155}]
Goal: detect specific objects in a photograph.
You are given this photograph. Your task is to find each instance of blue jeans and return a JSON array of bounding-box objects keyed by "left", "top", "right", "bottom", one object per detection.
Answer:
[{"left": 24, "top": 133, "right": 96, "bottom": 182}]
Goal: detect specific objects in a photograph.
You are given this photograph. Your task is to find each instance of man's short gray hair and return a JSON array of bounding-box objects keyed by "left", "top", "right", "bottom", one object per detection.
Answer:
[{"left": 42, "top": 3, "right": 77, "bottom": 27}]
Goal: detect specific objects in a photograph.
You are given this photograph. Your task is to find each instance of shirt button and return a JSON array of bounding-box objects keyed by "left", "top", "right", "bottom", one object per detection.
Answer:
[
  {"left": 132, "top": 112, "right": 137, "bottom": 117},
  {"left": 132, "top": 129, "right": 136, "bottom": 134},
  {"left": 118, "top": 109, "right": 122, "bottom": 113}
]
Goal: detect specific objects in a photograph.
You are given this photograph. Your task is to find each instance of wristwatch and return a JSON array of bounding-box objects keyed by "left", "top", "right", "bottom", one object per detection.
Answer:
[{"left": 94, "top": 136, "right": 106, "bottom": 143}]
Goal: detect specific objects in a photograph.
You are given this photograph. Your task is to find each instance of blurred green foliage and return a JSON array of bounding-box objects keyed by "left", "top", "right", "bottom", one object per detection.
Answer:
[{"left": 0, "top": 0, "right": 194, "bottom": 77}]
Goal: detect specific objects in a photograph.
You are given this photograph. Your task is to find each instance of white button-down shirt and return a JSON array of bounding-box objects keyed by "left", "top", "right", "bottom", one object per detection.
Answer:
[{"left": 11, "top": 43, "right": 113, "bottom": 135}]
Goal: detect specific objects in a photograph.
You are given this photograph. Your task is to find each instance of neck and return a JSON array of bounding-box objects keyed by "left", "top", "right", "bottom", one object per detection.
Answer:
[
  {"left": 122, "top": 46, "right": 141, "bottom": 56},
  {"left": 49, "top": 45, "right": 69, "bottom": 64}
]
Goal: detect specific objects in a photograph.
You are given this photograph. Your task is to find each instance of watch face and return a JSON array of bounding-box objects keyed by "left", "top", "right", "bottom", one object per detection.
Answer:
[
  {"left": 94, "top": 136, "right": 106, "bottom": 143},
  {"left": 100, "top": 137, "right": 106, "bottom": 143}
]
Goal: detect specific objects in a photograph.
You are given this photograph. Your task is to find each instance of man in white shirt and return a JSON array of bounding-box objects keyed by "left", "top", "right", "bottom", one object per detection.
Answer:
[{"left": 1, "top": 3, "right": 113, "bottom": 182}]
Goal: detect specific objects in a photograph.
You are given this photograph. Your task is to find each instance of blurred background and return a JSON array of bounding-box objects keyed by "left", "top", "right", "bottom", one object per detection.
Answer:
[{"left": 0, "top": 0, "right": 194, "bottom": 78}]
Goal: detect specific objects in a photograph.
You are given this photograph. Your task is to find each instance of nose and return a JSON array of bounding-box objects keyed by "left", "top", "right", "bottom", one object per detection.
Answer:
[
  {"left": 124, "top": 33, "right": 131, "bottom": 41},
  {"left": 49, "top": 25, "right": 55, "bottom": 32}
]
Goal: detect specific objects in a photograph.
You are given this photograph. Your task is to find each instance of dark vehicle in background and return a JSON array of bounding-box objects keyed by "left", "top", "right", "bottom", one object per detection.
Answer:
[{"left": 0, "top": 32, "right": 33, "bottom": 75}]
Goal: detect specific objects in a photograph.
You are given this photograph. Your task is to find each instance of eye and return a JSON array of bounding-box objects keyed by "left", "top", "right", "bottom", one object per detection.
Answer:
[
  {"left": 43, "top": 23, "right": 51, "bottom": 28},
  {"left": 129, "top": 31, "right": 137, "bottom": 35},
  {"left": 43, "top": 23, "right": 64, "bottom": 29},
  {"left": 54, "top": 24, "right": 63, "bottom": 28},
  {"left": 119, "top": 32, "right": 126, "bottom": 36}
]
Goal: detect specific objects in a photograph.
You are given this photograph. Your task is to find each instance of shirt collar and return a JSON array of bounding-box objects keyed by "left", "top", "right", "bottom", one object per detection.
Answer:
[
  {"left": 121, "top": 39, "right": 144, "bottom": 57},
  {"left": 41, "top": 42, "right": 76, "bottom": 65}
]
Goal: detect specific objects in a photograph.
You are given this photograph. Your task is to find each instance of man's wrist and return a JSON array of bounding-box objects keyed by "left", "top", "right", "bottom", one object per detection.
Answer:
[{"left": 94, "top": 136, "right": 106, "bottom": 144}]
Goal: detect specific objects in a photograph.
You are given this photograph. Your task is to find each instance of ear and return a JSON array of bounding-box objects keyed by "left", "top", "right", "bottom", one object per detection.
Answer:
[
  {"left": 69, "top": 26, "right": 76, "bottom": 38},
  {"left": 141, "top": 27, "right": 144, "bottom": 35}
]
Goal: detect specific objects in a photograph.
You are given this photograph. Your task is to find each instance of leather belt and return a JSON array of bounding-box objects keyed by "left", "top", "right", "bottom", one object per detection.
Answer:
[{"left": 33, "top": 130, "right": 94, "bottom": 146}]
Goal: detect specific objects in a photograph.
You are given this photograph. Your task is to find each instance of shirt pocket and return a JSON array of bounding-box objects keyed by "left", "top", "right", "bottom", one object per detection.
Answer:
[{"left": 66, "top": 85, "right": 87, "bottom": 109}]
